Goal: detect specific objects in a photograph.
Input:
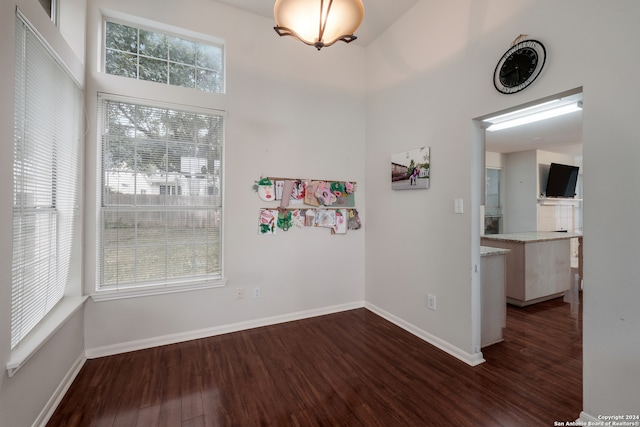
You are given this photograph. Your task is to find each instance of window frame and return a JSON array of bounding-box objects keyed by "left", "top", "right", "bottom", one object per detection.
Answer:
[
  {"left": 484, "top": 167, "right": 503, "bottom": 235},
  {"left": 9, "top": 8, "right": 85, "bottom": 374},
  {"left": 38, "top": 0, "right": 58, "bottom": 26},
  {"left": 102, "top": 16, "right": 226, "bottom": 94},
  {"left": 94, "top": 94, "right": 226, "bottom": 300}
]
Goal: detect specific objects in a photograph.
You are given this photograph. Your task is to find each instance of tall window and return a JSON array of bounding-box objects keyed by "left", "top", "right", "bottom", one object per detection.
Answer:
[
  {"left": 104, "top": 19, "right": 224, "bottom": 93},
  {"left": 97, "top": 97, "right": 224, "bottom": 292},
  {"left": 38, "top": 0, "right": 57, "bottom": 23},
  {"left": 12, "top": 13, "right": 83, "bottom": 349},
  {"left": 484, "top": 168, "right": 502, "bottom": 234}
]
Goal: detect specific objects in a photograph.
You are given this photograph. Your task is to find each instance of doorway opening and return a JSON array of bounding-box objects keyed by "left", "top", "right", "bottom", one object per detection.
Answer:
[{"left": 471, "top": 87, "right": 584, "bottom": 356}]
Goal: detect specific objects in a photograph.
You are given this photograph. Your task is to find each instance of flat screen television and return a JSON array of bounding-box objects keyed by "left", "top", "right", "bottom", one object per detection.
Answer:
[{"left": 545, "top": 162, "right": 579, "bottom": 198}]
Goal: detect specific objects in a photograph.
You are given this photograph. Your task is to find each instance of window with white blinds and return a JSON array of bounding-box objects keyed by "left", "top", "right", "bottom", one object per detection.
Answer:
[
  {"left": 12, "top": 13, "right": 83, "bottom": 350},
  {"left": 97, "top": 96, "right": 224, "bottom": 292}
]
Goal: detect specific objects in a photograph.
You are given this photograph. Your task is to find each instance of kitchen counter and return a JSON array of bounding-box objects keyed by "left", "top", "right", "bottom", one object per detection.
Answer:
[
  {"left": 481, "top": 231, "right": 582, "bottom": 243},
  {"left": 481, "top": 232, "right": 581, "bottom": 306}
]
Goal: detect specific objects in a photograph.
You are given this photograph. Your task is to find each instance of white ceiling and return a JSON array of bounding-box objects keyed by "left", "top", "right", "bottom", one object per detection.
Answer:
[
  {"left": 213, "top": 0, "right": 583, "bottom": 157},
  {"left": 484, "top": 92, "right": 583, "bottom": 156},
  {"left": 485, "top": 108, "right": 583, "bottom": 156}
]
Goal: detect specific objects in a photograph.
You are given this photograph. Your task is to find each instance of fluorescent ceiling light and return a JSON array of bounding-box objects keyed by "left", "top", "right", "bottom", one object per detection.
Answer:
[{"left": 485, "top": 101, "right": 582, "bottom": 132}]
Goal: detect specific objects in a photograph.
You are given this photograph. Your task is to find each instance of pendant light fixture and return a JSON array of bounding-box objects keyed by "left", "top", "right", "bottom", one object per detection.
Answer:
[{"left": 274, "top": 0, "right": 365, "bottom": 50}]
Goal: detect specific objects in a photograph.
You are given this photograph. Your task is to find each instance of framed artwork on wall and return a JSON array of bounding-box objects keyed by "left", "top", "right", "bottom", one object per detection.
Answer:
[{"left": 391, "top": 147, "right": 430, "bottom": 190}]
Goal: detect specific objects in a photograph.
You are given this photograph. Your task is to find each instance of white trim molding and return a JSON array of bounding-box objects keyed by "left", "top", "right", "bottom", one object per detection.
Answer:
[
  {"left": 578, "top": 412, "right": 601, "bottom": 425},
  {"left": 7, "top": 296, "right": 87, "bottom": 377},
  {"left": 91, "top": 279, "right": 228, "bottom": 302},
  {"left": 33, "top": 354, "right": 86, "bottom": 427},
  {"left": 85, "top": 301, "right": 365, "bottom": 359},
  {"left": 365, "top": 302, "right": 486, "bottom": 367}
]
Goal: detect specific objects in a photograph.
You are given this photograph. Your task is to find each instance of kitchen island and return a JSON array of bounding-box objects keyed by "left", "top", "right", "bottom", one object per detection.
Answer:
[{"left": 481, "top": 231, "right": 582, "bottom": 306}]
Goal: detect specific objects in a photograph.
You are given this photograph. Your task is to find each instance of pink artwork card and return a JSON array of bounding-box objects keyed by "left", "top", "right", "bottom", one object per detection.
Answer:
[
  {"left": 331, "top": 209, "right": 348, "bottom": 234},
  {"left": 258, "top": 209, "right": 277, "bottom": 235}
]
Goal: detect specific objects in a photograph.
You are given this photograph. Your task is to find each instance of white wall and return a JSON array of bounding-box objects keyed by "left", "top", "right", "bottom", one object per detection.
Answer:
[
  {"left": 579, "top": 1, "right": 640, "bottom": 417},
  {"left": 365, "top": 0, "right": 640, "bottom": 417},
  {"left": 502, "top": 149, "right": 576, "bottom": 232},
  {"left": 0, "top": 1, "right": 86, "bottom": 426},
  {"left": 503, "top": 150, "right": 538, "bottom": 232},
  {"left": 83, "top": 0, "right": 367, "bottom": 352},
  {"left": 485, "top": 151, "right": 504, "bottom": 169},
  {"left": 1, "top": 0, "right": 639, "bottom": 423}
]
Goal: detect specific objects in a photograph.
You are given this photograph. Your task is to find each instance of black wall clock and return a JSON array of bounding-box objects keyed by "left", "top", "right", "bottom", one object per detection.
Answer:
[{"left": 493, "top": 39, "right": 546, "bottom": 94}]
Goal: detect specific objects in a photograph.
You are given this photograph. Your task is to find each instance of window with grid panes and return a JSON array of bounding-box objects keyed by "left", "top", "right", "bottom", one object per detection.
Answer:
[
  {"left": 104, "top": 19, "right": 224, "bottom": 93},
  {"left": 97, "top": 96, "right": 224, "bottom": 291}
]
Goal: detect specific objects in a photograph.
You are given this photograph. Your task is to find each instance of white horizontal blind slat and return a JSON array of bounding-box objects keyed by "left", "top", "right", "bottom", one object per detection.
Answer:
[
  {"left": 98, "top": 97, "right": 223, "bottom": 292},
  {"left": 11, "top": 13, "right": 83, "bottom": 350}
]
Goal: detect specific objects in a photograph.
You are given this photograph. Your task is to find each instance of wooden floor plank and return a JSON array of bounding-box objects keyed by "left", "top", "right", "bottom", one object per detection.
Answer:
[{"left": 47, "top": 296, "right": 582, "bottom": 426}]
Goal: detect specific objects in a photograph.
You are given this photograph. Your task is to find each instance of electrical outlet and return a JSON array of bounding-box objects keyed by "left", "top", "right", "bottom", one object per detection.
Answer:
[
  {"left": 253, "top": 287, "right": 261, "bottom": 298},
  {"left": 236, "top": 287, "right": 244, "bottom": 299},
  {"left": 427, "top": 294, "right": 437, "bottom": 311}
]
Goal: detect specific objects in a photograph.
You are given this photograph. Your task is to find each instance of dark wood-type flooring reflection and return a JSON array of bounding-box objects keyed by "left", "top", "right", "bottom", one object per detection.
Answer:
[{"left": 48, "top": 296, "right": 582, "bottom": 426}]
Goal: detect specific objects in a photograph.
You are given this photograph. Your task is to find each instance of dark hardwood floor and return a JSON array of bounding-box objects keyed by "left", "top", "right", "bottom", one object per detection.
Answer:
[{"left": 47, "top": 296, "right": 582, "bottom": 426}]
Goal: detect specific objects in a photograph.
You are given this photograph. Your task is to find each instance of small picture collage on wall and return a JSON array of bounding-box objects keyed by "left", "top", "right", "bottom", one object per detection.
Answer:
[{"left": 255, "top": 177, "right": 361, "bottom": 235}]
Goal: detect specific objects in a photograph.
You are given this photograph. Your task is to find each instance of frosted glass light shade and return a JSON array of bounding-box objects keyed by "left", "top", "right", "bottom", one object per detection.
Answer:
[{"left": 274, "top": 0, "right": 364, "bottom": 50}]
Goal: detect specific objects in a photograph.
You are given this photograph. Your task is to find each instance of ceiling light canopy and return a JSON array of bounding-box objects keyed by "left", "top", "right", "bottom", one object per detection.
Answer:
[{"left": 274, "top": 0, "right": 364, "bottom": 50}]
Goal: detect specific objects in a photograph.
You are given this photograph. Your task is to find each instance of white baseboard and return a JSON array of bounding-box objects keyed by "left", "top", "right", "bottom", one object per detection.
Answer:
[
  {"left": 578, "top": 411, "right": 599, "bottom": 423},
  {"left": 85, "top": 301, "right": 365, "bottom": 359},
  {"left": 365, "top": 302, "right": 486, "bottom": 367},
  {"left": 33, "top": 354, "right": 86, "bottom": 427}
]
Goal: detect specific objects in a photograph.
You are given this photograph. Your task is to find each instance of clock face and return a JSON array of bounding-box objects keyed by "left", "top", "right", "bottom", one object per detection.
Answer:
[{"left": 493, "top": 40, "right": 546, "bottom": 94}]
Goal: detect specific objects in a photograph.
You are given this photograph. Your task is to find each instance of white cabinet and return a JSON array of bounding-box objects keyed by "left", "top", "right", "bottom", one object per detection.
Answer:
[{"left": 481, "top": 247, "right": 509, "bottom": 347}]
